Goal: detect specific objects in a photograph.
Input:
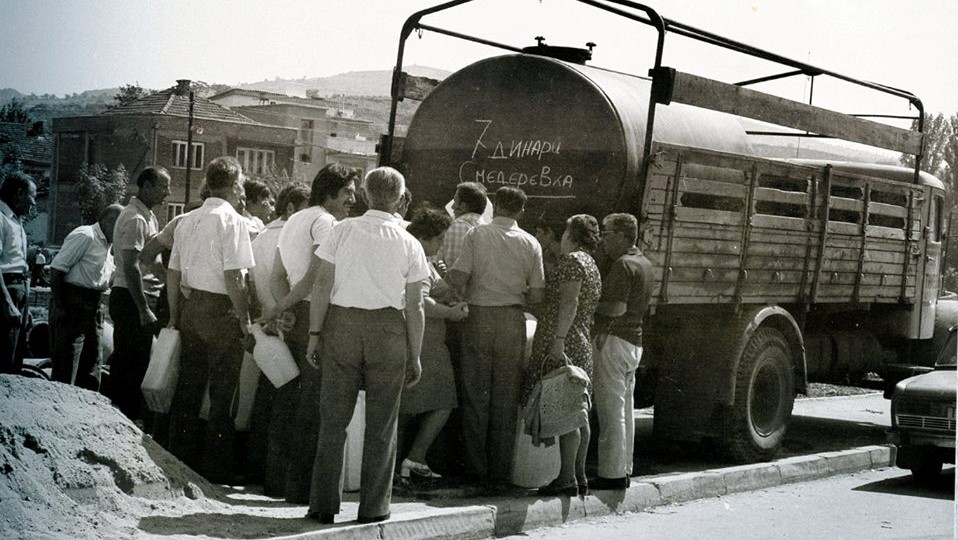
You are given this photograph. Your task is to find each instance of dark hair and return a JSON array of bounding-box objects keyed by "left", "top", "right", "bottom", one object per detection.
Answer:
[
  {"left": 535, "top": 217, "right": 565, "bottom": 243},
  {"left": 275, "top": 183, "right": 310, "bottom": 217},
  {"left": 243, "top": 178, "right": 272, "bottom": 204},
  {"left": 603, "top": 213, "right": 638, "bottom": 244},
  {"left": 407, "top": 207, "right": 453, "bottom": 241},
  {"left": 205, "top": 156, "right": 242, "bottom": 191},
  {"left": 136, "top": 166, "right": 169, "bottom": 189},
  {"left": 493, "top": 186, "right": 526, "bottom": 215},
  {"left": 567, "top": 214, "right": 600, "bottom": 250},
  {"left": 0, "top": 172, "right": 34, "bottom": 202},
  {"left": 456, "top": 182, "right": 487, "bottom": 214},
  {"left": 309, "top": 164, "right": 359, "bottom": 206}
]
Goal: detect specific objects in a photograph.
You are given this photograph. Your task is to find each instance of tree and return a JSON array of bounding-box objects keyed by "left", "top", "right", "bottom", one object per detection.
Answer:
[
  {"left": 75, "top": 163, "right": 129, "bottom": 223},
  {"left": 112, "top": 84, "right": 153, "bottom": 108},
  {"left": 0, "top": 99, "right": 30, "bottom": 123}
]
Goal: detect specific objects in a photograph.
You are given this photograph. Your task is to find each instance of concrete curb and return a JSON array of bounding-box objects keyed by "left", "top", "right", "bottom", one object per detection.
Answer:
[{"left": 270, "top": 444, "right": 895, "bottom": 540}]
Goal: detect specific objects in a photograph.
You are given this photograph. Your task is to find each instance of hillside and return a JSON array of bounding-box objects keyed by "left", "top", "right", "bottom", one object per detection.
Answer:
[{"left": 238, "top": 65, "right": 450, "bottom": 98}]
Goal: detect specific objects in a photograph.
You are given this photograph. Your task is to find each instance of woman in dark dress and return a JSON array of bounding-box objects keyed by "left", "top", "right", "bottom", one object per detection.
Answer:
[
  {"left": 399, "top": 208, "right": 470, "bottom": 479},
  {"left": 521, "top": 214, "right": 602, "bottom": 496}
]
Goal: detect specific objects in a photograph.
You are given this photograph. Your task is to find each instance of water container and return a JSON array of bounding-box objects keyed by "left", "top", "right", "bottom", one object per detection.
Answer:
[
  {"left": 140, "top": 328, "right": 181, "bottom": 413},
  {"left": 248, "top": 323, "right": 299, "bottom": 388}
]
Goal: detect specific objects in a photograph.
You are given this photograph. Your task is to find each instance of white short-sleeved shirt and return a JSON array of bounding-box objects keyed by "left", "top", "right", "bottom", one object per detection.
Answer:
[
  {"left": 49, "top": 223, "right": 115, "bottom": 290},
  {"left": 250, "top": 218, "right": 284, "bottom": 309},
  {"left": 277, "top": 205, "right": 336, "bottom": 289},
  {"left": 0, "top": 201, "right": 28, "bottom": 274},
  {"left": 112, "top": 196, "right": 160, "bottom": 292},
  {"left": 169, "top": 197, "right": 254, "bottom": 295},
  {"left": 316, "top": 210, "right": 429, "bottom": 310},
  {"left": 451, "top": 216, "right": 545, "bottom": 307}
]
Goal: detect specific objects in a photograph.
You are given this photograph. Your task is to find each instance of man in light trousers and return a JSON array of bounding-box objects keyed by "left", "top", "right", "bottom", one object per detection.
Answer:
[{"left": 591, "top": 213, "right": 654, "bottom": 490}]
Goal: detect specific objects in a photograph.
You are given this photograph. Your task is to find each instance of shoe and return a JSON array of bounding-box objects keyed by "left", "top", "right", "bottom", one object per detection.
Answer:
[
  {"left": 357, "top": 512, "right": 390, "bottom": 524},
  {"left": 578, "top": 481, "right": 589, "bottom": 496},
  {"left": 589, "top": 476, "right": 630, "bottom": 490},
  {"left": 537, "top": 479, "right": 578, "bottom": 497},
  {"left": 400, "top": 458, "right": 442, "bottom": 479},
  {"left": 306, "top": 511, "right": 335, "bottom": 524}
]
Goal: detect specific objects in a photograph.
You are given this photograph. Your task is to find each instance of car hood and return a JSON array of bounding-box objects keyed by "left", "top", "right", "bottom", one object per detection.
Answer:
[{"left": 897, "top": 370, "right": 957, "bottom": 400}]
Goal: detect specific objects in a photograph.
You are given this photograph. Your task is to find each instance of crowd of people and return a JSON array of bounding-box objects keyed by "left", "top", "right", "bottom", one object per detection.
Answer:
[{"left": 0, "top": 158, "right": 655, "bottom": 525}]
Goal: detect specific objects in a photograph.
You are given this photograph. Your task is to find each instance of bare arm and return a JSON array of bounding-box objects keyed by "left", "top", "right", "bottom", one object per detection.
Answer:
[
  {"left": 268, "top": 246, "right": 290, "bottom": 307},
  {"left": 166, "top": 269, "right": 182, "bottom": 328},
  {"left": 445, "top": 268, "right": 470, "bottom": 302},
  {"left": 526, "top": 286, "right": 545, "bottom": 306},
  {"left": 403, "top": 279, "right": 426, "bottom": 388},
  {"left": 138, "top": 236, "right": 168, "bottom": 283},
  {"left": 595, "top": 299, "right": 627, "bottom": 318},
  {"left": 224, "top": 269, "right": 250, "bottom": 337},
  {"left": 305, "top": 259, "right": 335, "bottom": 367},
  {"left": 548, "top": 280, "right": 581, "bottom": 359},
  {"left": 121, "top": 248, "right": 156, "bottom": 327}
]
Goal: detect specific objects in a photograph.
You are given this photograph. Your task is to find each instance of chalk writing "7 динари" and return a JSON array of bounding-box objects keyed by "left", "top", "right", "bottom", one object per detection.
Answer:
[{"left": 471, "top": 119, "right": 561, "bottom": 161}]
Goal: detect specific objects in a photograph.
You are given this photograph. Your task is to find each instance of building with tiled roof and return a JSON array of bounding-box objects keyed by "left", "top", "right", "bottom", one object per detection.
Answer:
[{"left": 50, "top": 80, "right": 297, "bottom": 242}]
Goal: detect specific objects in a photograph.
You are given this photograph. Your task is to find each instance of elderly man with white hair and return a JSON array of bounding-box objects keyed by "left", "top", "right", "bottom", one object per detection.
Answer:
[{"left": 304, "top": 166, "right": 429, "bottom": 525}]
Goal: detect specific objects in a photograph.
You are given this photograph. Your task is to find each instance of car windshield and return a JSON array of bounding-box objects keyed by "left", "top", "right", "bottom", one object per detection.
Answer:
[{"left": 936, "top": 330, "right": 957, "bottom": 368}]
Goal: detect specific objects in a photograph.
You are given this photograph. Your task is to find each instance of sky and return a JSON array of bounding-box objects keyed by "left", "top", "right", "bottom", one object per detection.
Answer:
[{"left": 2, "top": 0, "right": 956, "bottom": 120}]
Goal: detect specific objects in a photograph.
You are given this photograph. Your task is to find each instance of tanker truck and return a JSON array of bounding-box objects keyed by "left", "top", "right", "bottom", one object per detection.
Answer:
[{"left": 382, "top": 0, "right": 956, "bottom": 462}]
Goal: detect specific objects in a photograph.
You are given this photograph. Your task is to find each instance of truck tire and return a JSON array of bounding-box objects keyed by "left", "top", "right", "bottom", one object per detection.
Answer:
[
  {"left": 911, "top": 454, "right": 942, "bottom": 484},
  {"left": 724, "top": 327, "right": 795, "bottom": 462}
]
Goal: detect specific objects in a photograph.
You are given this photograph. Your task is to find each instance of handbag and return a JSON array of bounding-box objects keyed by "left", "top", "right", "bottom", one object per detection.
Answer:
[{"left": 523, "top": 352, "right": 591, "bottom": 445}]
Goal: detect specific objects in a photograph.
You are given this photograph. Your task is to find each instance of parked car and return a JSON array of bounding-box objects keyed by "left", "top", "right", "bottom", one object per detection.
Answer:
[{"left": 888, "top": 326, "right": 957, "bottom": 482}]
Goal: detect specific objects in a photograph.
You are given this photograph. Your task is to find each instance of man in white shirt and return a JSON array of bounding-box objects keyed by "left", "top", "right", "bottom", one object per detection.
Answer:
[
  {"left": 49, "top": 204, "right": 122, "bottom": 390},
  {"left": 261, "top": 164, "right": 358, "bottom": 502},
  {"left": 108, "top": 166, "right": 170, "bottom": 420},
  {"left": 166, "top": 157, "right": 254, "bottom": 483},
  {"left": 304, "top": 167, "right": 429, "bottom": 525},
  {"left": 0, "top": 172, "right": 36, "bottom": 375}
]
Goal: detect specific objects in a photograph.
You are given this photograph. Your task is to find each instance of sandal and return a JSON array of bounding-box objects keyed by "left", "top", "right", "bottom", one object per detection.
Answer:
[{"left": 400, "top": 458, "right": 442, "bottom": 479}]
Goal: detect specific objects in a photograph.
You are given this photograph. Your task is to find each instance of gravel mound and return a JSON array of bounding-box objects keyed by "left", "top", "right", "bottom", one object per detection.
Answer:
[{"left": 0, "top": 375, "right": 218, "bottom": 539}]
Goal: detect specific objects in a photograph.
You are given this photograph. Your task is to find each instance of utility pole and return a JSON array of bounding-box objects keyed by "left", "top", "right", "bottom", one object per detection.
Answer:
[{"left": 185, "top": 89, "right": 195, "bottom": 206}]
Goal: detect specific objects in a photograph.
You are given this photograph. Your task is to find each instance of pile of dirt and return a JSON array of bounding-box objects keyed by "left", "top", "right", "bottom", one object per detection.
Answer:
[{"left": 0, "top": 375, "right": 219, "bottom": 539}]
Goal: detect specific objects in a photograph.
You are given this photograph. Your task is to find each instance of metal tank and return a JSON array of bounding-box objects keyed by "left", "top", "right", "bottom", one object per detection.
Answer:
[{"left": 402, "top": 53, "right": 753, "bottom": 224}]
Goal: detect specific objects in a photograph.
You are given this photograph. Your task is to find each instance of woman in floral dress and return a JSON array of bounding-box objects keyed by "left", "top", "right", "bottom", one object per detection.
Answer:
[{"left": 521, "top": 214, "right": 602, "bottom": 496}]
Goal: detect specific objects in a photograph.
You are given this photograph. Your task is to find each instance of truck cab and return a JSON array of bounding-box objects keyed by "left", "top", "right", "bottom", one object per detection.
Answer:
[{"left": 889, "top": 325, "right": 957, "bottom": 482}]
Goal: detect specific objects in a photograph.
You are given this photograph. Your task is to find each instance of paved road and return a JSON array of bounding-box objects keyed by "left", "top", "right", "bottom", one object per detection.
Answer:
[{"left": 503, "top": 466, "right": 956, "bottom": 540}]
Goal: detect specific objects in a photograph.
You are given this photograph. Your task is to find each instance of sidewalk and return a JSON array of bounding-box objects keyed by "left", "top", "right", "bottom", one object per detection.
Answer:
[{"left": 138, "top": 393, "right": 894, "bottom": 540}]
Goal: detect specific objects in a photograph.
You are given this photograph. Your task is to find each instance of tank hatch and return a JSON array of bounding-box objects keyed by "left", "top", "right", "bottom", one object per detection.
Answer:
[{"left": 521, "top": 36, "right": 594, "bottom": 64}]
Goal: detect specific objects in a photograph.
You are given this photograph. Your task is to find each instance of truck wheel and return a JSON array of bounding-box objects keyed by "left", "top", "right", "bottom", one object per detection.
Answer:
[
  {"left": 724, "top": 327, "right": 795, "bottom": 462},
  {"left": 910, "top": 455, "right": 942, "bottom": 484}
]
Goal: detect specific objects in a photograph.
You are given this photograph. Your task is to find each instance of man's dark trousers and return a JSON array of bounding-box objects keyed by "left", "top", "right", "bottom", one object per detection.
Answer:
[
  {"left": 107, "top": 287, "right": 155, "bottom": 420},
  {"left": 167, "top": 290, "right": 244, "bottom": 482},
  {"left": 51, "top": 283, "right": 103, "bottom": 390},
  {"left": 1, "top": 277, "right": 29, "bottom": 374}
]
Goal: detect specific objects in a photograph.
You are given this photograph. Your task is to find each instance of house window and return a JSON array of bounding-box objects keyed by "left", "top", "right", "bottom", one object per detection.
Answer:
[
  {"left": 300, "top": 119, "right": 314, "bottom": 146},
  {"left": 172, "top": 140, "right": 204, "bottom": 169},
  {"left": 237, "top": 147, "right": 276, "bottom": 175},
  {"left": 166, "top": 202, "right": 185, "bottom": 222}
]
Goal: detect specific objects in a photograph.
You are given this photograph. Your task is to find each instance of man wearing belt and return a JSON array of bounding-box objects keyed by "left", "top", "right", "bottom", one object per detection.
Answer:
[
  {"left": 590, "top": 213, "right": 654, "bottom": 490},
  {"left": 109, "top": 166, "right": 170, "bottom": 420},
  {"left": 167, "top": 156, "right": 254, "bottom": 483},
  {"left": 261, "top": 164, "right": 358, "bottom": 502},
  {"left": 49, "top": 204, "right": 122, "bottom": 390},
  {"left": 0, "top": 172, "right": 36, "bottom": 375},
  {"left": 305, "top": 166, "right": 429, "bottom": 524},
  {"left": 447, "top": 186, "right": 545, "bottom": 488}
]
